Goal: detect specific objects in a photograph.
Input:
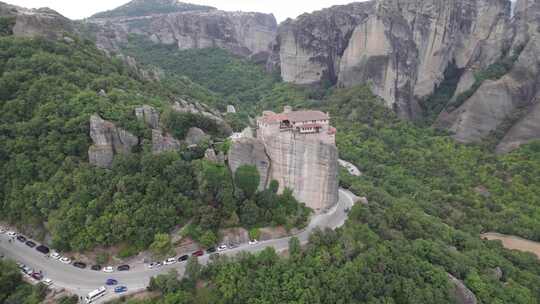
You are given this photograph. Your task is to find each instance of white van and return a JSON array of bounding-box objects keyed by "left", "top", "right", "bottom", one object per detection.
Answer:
[{"left": 85, "top": 286, "right": 106, "bottom": 303}]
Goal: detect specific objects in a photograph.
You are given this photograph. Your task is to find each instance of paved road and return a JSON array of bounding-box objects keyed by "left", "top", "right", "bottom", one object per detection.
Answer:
[{"left": 0, "top": 189, "right": 356, "bottom": 302}]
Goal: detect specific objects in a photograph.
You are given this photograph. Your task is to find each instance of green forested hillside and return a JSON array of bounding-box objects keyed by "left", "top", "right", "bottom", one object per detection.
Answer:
[
  {"left": 2, "top": 26, "right": 540, "bottom": 303},
  {"left": 0, "top": 35, "right": 309, "bottom": 254},
  {"left": 112, "top": 85, "right": 540, "bottom": 304}
]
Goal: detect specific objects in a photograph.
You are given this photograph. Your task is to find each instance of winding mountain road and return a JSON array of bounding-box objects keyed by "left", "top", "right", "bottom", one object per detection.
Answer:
[{"left": 0, "top": 189, "right": 357, "bottom": 302}]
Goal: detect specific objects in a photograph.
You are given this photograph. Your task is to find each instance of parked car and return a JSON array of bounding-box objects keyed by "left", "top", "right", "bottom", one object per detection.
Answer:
[
  {"left": 36, "top": 245, "right": 50, "bottom": 254},
  {"left": 50, "top": 251, "right": 60, "bottom": 259},
  {"left": 0, "top": 227, "right": 5, "bottom": 233},
  {"left": 22, "top": 266, "right": 32, "bottom": 275},
  {"left": 59, "top": 257, "right": 72, "bottom": 264},
  {"left": 206, "top": 247, "right": 217, "bottom": 254},
  {"left": 114, "top": 286, "right": 128, "bottom": 293},
  {"left": 16, "top": 235, "right": 27, "bottom": 242},
  {"left": 31, "top": 272, "right": 43, "bottom": 281},
  {"left": 178, "top": 255, "right": 189, "bottom": 262},
  {"left": 228, "top": 243, "right": 238, "bottom": 249},
  {"left": 248, "top": 239, "right": 258, "bottom": 245},
  {"left": 7, "top": 231, "right": 16, "bottom": 237},
  {"left": 105, "top": 279, "right": 118, "bottom": 286},
  {"left": 147, "top": 262, "right": 162, "bottom": 269},
  {"left": 73, "top": 262, "right": 87, "bottom": 269},
  {"left": 25, "top": 240, "right": 36, "bottom": 248},
  {"left": 91, "top": 265, "right": 101, "bottom": 271},
  {"left": 163, "top": 258, "right": 176, "bottom": 265},
  {"left": 117, "top": 265, "right": 130, "bottom": 271},
  {"left": 42, "top": 278, "right": 53, "bottom": 286},
  {"left": 192, "top": 250, "right": 204, "bottom": 257},
  {"left": 102, "top": 266, "right": 114, "bottom": 273},
  {"left": 217, "top": 245, "right": 228, "bottom": 252}
]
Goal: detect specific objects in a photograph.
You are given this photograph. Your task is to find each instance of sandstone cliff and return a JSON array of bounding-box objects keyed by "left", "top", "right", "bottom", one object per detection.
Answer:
[
  {"left": 439, "top": 0, "right": 540, "bottom": 151},
  {"left": 263, "top": 132, "right": 339, "bottom": 213},
  {"left": 228, "top": 131, "right": 339, "bottom": 213},
  {"left": 89, "top": 115, "right": 139, "bottom": 168},
  {"left": 273, "top": 2, "right": 373, "bottom": 85},
  {"left": 273, "top": 0, "right": 510, "bottom": 119},
  {"left": 88, "top": 0, "right": 277, "bottom": 60}
]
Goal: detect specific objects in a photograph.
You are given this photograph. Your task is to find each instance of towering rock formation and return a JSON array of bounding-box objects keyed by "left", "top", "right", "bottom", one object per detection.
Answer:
[
  {"left": 228, "top": 107, "right": 339, "bottom": 212},
  {"left": 87, "top": 0, "right": 278, "bottom": 61},
  {"left": 440, "top": 0, "right": 540, "bottom": 151},
  {"left": 272, "top": 0, "right": 510, "bottom": 119},
  {"left": 88, "top": 115, "right": 139, "bottom": 168},
  {"left": 273, "top": 2, "right": 373, "bottom": 85}
]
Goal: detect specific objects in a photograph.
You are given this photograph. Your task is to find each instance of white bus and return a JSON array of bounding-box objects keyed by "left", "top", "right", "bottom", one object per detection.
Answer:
[{"left": 85, "top": 286, "right": 106, "bottom": 303}]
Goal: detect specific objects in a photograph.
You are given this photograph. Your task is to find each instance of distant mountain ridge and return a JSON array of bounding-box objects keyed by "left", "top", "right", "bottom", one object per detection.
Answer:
[{"left": 89, "top": 0, "right": 216, "bottom": 19}]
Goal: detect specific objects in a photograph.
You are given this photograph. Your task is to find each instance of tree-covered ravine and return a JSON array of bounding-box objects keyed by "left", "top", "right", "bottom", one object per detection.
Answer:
[{"left": 1, "top": 33, "right": 540, "bottom": 304}]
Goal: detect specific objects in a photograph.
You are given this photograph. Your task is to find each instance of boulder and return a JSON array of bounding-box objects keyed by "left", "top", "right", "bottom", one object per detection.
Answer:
[
  {"left": 448, "top": 273, "right": 477, "bottom": 304},
  {"left": 135, "top": 105, "right": 160, "bottom": 129},
  {"left": 227, "top": 137, "right": 270, "bottom": 191},
  {"left": 152, "top": 129, "right": 181, "bottom": 154},
  {"left": 88, "top": 115, "right": 139, "bottom": 168},
  {"left": 185, "top": 127, "right": 208, "bottom": 146}
]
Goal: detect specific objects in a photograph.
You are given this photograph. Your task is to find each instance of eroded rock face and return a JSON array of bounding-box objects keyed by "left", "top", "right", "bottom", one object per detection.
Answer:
[
  {"left": 440, "top": 0, "right": 540, "bottom": 149},
  {"left": 263, "top": 132, "right": 339, "bottom": 213},
  {"left": 0, "top": 2, "right": 74, "bottom": 39},
  {"left": 496, "top": 99, "right": 540, "bottom": 154},
  {"left": 227, "top": 137, "right": 270, "bottom": 191},
  {"left": 88, "top": 115, "right": 139, "bottom": 168},
  {"left": 273, "top": 0, "right": 510, "bottom": 119},
  {"left": 275, "top": 2, "right": 373, "bottom": 85},
  {"left": 152, "top": 129, "right": 181, "bottom": 154},
  {"left": 135, "top": 105, "right": 160, "bottom": 129},
  {"left": 89, "top": 1, "right": 277, "bottom": 60}
]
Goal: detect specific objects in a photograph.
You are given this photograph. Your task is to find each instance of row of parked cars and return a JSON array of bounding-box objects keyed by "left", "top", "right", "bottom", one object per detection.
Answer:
[
  {"left": 15, "top": 261, "right": 53, "bottom": 286},
  {"left": 146, "top": 242, "right": 257, "bottom": 269},
  {"left": 1, "top": 227, "right": 132, "bottom": 275},
  {"left": 49, "top": 252, "right": 131, "bottom": 273}
]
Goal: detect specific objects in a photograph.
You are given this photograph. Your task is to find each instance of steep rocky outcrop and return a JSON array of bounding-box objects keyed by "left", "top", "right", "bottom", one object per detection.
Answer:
[
  {"left": 496, "top": 100, "right": 540, "bottom": 153},
  {"left": 0, "top": 2, "right": 74, "bottom": 39},
  {"left": 88, "top": 0, "right": 277, "bottom": 60},
  {"left": 273, "top": 2, "right": 373, "bottom": 85},
  {"left": 263, "top": 132, "right": 339, "bottom": 213},
  {"left": 135, "top": 105, "right": 160, "bottom": 129},
  {"left": 227, "top": 137, "right": 270, "bottom": 191},
  {"left": 273, "top": 0, "right": 510, "bottom": 119},
  {"left": 88, "top": 115, "right": 139, "bottom": 168},
  {"left": 440, "top": 0, "right": 540, "bottom": 150},
  {"left": 228, "top": 130, "right": 339, "bottom": 212}
]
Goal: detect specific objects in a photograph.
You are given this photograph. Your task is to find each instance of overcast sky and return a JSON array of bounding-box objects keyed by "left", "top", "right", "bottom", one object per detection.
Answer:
[{"left": 5, "top": 0, "right": 360, "bottom": 21}]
